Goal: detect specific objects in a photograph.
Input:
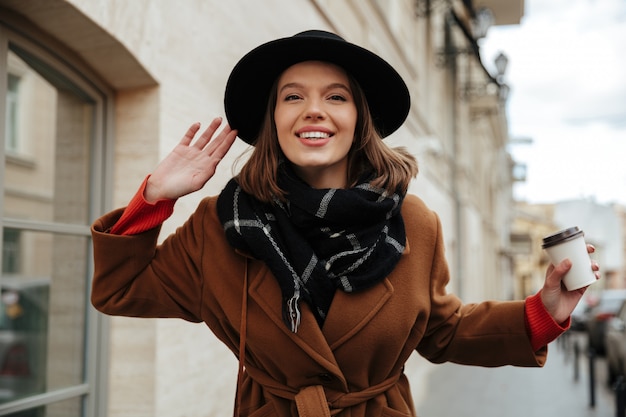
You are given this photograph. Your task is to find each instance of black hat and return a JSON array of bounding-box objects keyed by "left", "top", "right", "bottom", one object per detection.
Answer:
[{"left": 224, "top": 30, "right": 410, "bottom": 145}]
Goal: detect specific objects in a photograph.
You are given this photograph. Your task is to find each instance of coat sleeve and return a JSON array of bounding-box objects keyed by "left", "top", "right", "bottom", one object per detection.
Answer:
[
  {"left": 415, "top": 210, "right": 547, "bottom": 368},
  {"left": 90, "top": 198, "right": 216, "bottom": 322}
]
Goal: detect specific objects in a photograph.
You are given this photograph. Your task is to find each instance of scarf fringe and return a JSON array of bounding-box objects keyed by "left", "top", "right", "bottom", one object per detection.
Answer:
[{"left": 284, "top": 293, "right": 302, "bottom": 333}]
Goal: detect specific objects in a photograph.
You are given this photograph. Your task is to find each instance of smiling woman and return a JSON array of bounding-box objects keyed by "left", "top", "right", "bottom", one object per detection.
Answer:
[{"left": 89, "top": 29, "right": 600, "bottom": 417}]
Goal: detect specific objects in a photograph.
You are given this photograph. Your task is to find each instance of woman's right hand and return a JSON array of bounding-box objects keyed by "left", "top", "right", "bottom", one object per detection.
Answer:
[{"left": 144, "top": 117, "right": 237, "bottom": 203}]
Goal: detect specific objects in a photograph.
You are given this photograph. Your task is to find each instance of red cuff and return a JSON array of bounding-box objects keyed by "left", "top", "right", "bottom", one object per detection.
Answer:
[
  {"left": 525, "top": 292, "right": 570, "bottom": 351},
  {"left": 109, "top": 176, "right": 176, "bottom": 235}
]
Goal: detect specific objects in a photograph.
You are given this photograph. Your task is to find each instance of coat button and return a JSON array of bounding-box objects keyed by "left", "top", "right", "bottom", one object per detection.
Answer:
[{"left": 318, "top": 373, "right": 334, "bottom": 382}]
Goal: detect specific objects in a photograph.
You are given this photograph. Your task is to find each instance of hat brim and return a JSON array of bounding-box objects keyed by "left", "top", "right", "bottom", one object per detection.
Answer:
[{"left": 224, "top": 31, "right": 410, "bottom": 145}]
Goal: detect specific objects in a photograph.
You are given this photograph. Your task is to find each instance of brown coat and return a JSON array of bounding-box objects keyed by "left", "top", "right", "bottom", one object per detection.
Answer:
[{"left": 91, "top": 194, "right": 546, "bottom": 417}]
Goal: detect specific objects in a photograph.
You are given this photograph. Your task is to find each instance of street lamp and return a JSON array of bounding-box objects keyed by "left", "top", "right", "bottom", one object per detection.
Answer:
[
  {"left": 492, "top": 52, "right": 510, "bottom": 102},
  {"left": 494, "top": 52, "right": 509, "bottom": 82},
  {"left": 472, "top": 7, "right": 494, "bottom": 40},
  {"left": 498, "top": 83, "right": 510, "bottom": 102}
]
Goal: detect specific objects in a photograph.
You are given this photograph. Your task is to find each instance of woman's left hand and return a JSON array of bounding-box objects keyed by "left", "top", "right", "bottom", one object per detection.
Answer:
[{"left": 540, "top": 244, "right": 600, "bottom": 324}]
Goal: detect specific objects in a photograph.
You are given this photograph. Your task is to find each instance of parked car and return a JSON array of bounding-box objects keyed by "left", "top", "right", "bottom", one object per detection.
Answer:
[
  {"left": 587, "top": 289, "right": 626, "bottom": 355},
  {"left": 606, "top": 300, "right": 626, "bottom": 385},
  {"left": 0, "top": 277, "right": 49, "bottom": 407}
]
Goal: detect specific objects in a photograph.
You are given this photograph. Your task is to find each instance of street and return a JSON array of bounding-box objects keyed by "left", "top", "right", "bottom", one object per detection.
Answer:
[{"left": 414, "top": 331, "right": 617, "bottom": 417}]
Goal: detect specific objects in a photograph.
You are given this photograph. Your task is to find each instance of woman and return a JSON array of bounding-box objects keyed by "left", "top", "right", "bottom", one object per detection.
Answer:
[{"left": 91, "top": 30, "right": 599, "bottom": 416}]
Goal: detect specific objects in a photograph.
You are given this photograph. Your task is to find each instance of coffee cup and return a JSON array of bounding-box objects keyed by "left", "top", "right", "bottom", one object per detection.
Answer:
[{"left": 542, "top": 226, "right": 596, "bottom": 291}]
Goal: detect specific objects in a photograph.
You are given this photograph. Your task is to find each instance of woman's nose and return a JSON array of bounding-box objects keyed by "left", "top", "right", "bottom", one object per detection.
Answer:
[{"left": 304, "top": 100, "right": 325, "bottom": 120}]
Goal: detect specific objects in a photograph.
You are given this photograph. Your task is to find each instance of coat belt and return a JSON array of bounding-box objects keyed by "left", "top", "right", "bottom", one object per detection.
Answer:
[{"left": 245, "top": 365, "right": 401, "bottom": 416}]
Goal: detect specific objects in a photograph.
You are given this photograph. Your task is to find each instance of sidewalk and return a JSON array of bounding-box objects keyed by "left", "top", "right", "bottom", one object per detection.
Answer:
[{"left": 413, "top": 331, "right": 616, "bottom": 417}]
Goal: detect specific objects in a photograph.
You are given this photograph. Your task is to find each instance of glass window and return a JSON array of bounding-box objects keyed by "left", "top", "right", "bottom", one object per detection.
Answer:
[
  {"left": 1, "top": 229, "right": 19, "bottom": 274},
  {"left": 3, "top": 49, "right": 94, "bottom": 226},
  {"left": 1, "top": 23, "right": 108, "bottom": 417},
  {"left": 4, "top": 74, "right": 19, "bottom": 154},
  {"left": 1, "top": 231, "right": 89, "bottom": 397}
]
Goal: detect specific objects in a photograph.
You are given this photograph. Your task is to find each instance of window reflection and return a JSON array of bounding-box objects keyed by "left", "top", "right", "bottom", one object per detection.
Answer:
[
  {"left": 0, "top": 274, "right": 49, "bottom": 404},
  {"left": 0, "top": 230, "right": 88, "bottom": 405},
  {"left": 3, "top": 49, "right": 94, "bottom": 226}
]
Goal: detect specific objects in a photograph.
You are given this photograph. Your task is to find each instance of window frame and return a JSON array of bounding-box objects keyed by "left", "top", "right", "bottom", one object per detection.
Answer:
[{"left": 0, "top": 16, "right": 113, "bottom": 417}]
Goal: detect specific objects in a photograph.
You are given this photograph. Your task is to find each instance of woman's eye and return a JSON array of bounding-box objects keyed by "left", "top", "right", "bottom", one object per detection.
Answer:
[
  {"left": 284, "top": 94, "right": 301, "bottom": 101},
  {"left": 329, "top": 94, "right": 347, "bottom": 101}
]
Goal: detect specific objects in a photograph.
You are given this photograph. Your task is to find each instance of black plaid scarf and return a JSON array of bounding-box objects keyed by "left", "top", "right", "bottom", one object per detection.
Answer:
[{"left": 216, "top": 166, "right": 406, "bottom": 332}]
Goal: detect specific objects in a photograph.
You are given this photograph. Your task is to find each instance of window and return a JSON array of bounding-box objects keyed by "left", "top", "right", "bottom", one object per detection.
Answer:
[
  {"left": 4, "top": 74, "right": 19, "bottom": 153},
  {"left": 1, "top": 228, "right": 20, "bottom": 274},
  {"left": 0, "top": 17, "right": 110, "bottom": 417}
]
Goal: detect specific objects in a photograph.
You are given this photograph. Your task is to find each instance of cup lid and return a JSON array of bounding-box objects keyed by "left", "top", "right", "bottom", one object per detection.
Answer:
[{"left": 542, "top": 226, "right": 584, "bottom": 249}]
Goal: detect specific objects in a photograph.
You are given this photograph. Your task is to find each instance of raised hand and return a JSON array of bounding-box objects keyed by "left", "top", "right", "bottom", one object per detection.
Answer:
[
  {"left": 144, "top": 118, "right": 237, "bottom": 203},
  {"left": 540, "top": 244, "right": 600, "bottom": 324}
]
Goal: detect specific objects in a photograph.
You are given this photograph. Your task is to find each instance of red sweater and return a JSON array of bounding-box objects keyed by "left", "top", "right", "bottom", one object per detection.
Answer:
[{"left": 110, "top": 177, "right": 568, "bottom": 351}]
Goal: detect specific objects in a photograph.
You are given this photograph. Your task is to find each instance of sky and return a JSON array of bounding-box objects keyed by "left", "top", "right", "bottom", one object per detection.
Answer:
[{"left": 479, "top": 0, "right": 626, "bottom": 206}]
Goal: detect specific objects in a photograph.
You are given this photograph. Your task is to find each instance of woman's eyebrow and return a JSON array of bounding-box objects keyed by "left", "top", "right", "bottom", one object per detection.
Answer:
[
  {"left": 325, "top": 83, "right": 352, "bottom": 93},
  {"left": 278, "top": 82, "right": 303, "bottom": 93},
  {"left": 278, "top": 82, "right": 351, "bottom": 94}
]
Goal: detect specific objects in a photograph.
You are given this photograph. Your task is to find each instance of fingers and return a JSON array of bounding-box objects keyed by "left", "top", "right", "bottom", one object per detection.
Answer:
[
  {"left": 591, "top": 260, "right": 600, "bottom": 272},
  {"left": 207, "top": 125, "right": 237, "bottom": 159},
  {"left": 179, "top": 117, "right": 230, "bottom": 149},
  {"left": 194, "top": 117, "right": 225, "bottom": 149},
  {"left": 180, "top": 122, "right": 202, "bottom": 146},
  {"left": 546, "top": 259, "right": 572, "bottom": 289},
  {"left": 181, "top": 117, "right": 237, "bottom": 154},
  {"left": 204, "top": 128, "right": 237, "bottom": 177},
  {"left": 211, "top": 127, "right": 238, "bottom": 160},
  {"left": 587, "top": 244, "right": 600, "bottom": 279},
  {"left": 591, "top": 260, "right": 601, "bottom": 280}
]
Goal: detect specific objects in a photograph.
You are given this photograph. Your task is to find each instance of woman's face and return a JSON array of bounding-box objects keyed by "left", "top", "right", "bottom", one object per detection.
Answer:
[{"left": 274, "top": 60, "right": 357, "bottom": 189}]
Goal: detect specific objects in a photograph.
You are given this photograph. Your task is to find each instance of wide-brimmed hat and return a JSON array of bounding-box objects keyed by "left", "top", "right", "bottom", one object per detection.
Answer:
[{"left": 224, "top": 30, "right": 410, "bottom": 145}]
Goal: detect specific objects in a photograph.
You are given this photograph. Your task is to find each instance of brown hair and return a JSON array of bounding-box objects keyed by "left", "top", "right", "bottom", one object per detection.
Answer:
[{"left": 236, "top": 74, "right": 418, "bottom": 203}]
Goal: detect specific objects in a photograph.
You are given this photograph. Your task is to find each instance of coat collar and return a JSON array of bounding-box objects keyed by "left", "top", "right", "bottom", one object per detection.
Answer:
[{"left": 248, "top": 267, "right": 342, "bottom": 376}]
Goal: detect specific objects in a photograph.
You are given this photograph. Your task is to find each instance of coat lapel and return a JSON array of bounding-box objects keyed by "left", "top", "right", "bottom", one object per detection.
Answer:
[
  {"left": 248, "top": 266, "right": 343, "bottom": 376},
  {"left": 323, "top": 239, "right": 410, "bottom": 349},
  {"left": 322, "top": 278, "right": 394, "bottom": 349}
]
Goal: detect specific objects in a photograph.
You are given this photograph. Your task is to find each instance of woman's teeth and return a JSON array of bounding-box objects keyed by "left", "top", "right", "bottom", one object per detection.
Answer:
[{"left": 299, "top": 131, "right": 330, "bottom": 139}]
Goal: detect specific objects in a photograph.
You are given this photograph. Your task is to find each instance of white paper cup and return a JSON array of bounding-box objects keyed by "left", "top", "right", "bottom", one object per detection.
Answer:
[{"left": 542, "top": 226, "right": 596, "bottom": 291}]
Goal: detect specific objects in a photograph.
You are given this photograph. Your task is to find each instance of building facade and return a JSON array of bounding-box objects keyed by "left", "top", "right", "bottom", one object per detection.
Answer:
[{"left": 0, "top": 0, "right": 521, "bottom": 415}]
